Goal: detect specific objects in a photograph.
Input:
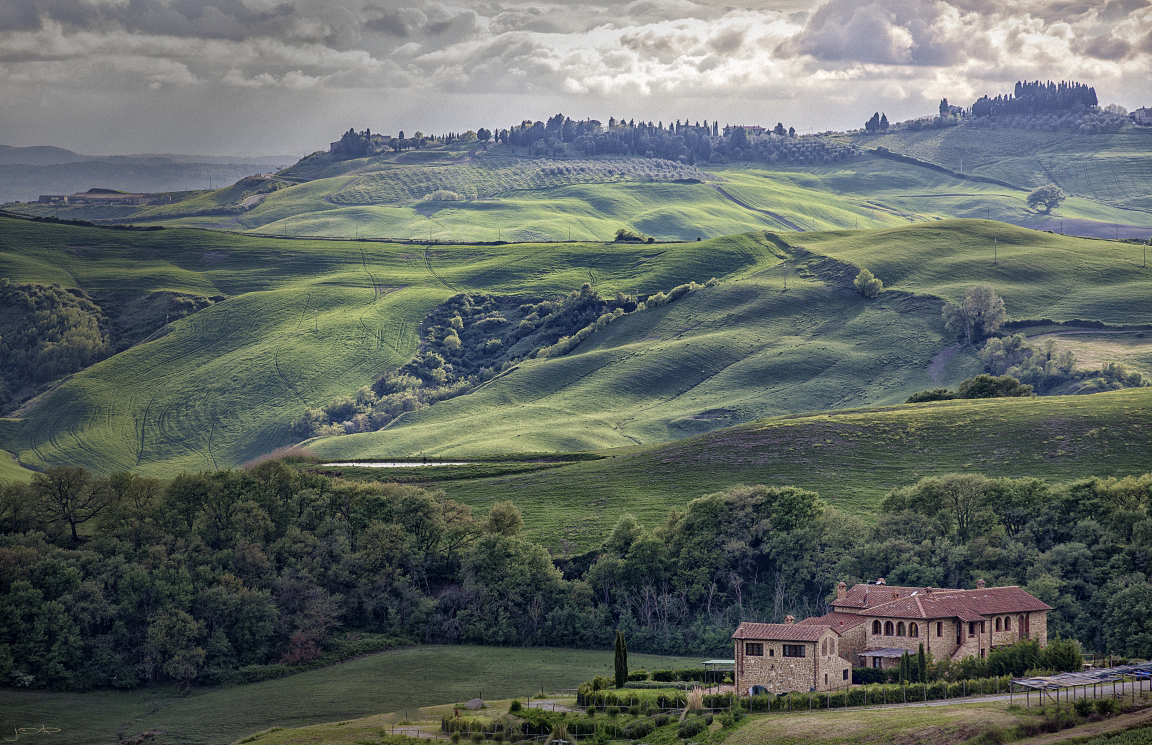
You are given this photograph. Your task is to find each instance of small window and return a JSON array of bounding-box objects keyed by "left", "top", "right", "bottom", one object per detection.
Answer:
[
  {"left": 896, "top": 622, "right": 906, "bottom": 637},
  {"left": 937, "top": 622, "right": 943, "bottom": 637},
  {"left": 843, "top": 669, "right": 849, "bottom": 680},
  {"left": 821, "top": 639, "right": 828, "bottom": 655},
  {"left": 980, "top": 621, "right": 986, "bottom": 633},
  {"left": 745, "top": 642, "right": 763, "bottom": 656},
  {"left": 996, "top": 617, "right": 1002, "bottom": 632},
  {"left": 873, "top": 620, "right": 882, "bottom": 635},
  {"left": 980, "top": 648, "right": 986, "bottom": 658},
  {"left": 782, "top": 644, "right": 806, "bottom": 658},
  {"left": 825, "top": 673, "right": 828, "bottom": 685},
  {"left": 769, "top": 648, "right": 774, "bottom": 657},
  {"left": 969, "top": 622, "right": 976, "bottom": 637}
]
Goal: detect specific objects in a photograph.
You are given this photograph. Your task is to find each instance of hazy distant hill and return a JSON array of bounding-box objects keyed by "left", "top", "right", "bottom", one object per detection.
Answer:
[{"left": 0, "top": 144, "right": 295, "bottom": 204}]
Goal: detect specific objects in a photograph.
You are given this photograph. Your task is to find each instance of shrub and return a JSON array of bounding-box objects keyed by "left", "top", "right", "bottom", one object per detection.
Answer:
[
  {"left": 1074, "top": 697, "right": 1093, "bottom": 717},
  {"left": 1095, "top": 697, "right": 1116, "bottom": 716},
  {"left": 605, "top": 706, "right": 620, "bottom": 718},
  {"left": 623, "top": 719, "right": 654, "bottom": 739},
  {"left": 509, "top": 700, "right": 521, "bottom": 713},
  {"left": 854, "top": 268, "right": 884, "bottom": 298},
  {"left": 651, "top": 670, "right": 675, "bottom": 682},
  {"left": 677, "top": 718, "right": 707, "bottom": 739}
]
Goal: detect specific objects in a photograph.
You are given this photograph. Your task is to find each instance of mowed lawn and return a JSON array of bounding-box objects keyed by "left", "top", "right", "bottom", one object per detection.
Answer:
[{"left": 0, "top": 646, "right": 701, "bottom": 745}]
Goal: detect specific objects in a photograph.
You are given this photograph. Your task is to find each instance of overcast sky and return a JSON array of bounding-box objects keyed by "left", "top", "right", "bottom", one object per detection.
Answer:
[{"left": 1, "top": 0, "right": 1150, "bottom": 156}]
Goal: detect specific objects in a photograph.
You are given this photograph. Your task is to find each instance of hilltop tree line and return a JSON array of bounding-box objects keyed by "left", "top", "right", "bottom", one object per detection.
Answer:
[
  {"left": 2, "top": 461, "right": 1151, "bottom": 691},
  {"left": 971, "top": 81, "right": 1098, "bottom": 118},
  {"left": 498, "top": 114, "right": 858, "bottom": 166}
]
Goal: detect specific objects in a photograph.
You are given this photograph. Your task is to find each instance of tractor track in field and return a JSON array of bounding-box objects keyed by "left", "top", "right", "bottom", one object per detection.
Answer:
[
  {"left": 274, "top": 350, "right": 309, "bottom": 404},
  {"left": 136, "top": 396, "right": 156, "bottom": 465},
  {"left": 710, "top": 185, "right": 804, "bottom": 231},
  {"left": 423, "top": 246, "right": 457, "bottom": 290}
]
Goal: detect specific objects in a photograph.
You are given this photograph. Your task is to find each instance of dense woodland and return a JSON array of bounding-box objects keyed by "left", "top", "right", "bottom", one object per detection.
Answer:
[{"left": 2, "top": 462, "right": 1150, "bottom": 691}]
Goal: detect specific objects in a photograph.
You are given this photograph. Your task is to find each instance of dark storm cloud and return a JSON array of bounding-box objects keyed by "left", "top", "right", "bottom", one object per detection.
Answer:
[
  {"left": 0, "top": 0, "right": 311, "bottom": 41},
  {"left": 1078, "top": 32, "right": 1134, "bottom": 60},
  {"left": 777, "top": 0, "right": 986, "bottom": 66}
]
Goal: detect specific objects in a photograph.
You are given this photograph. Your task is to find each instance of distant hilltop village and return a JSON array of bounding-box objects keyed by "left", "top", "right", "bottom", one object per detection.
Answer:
[{"left": 38, "top": 188, "right": 172, "bottom": 206}]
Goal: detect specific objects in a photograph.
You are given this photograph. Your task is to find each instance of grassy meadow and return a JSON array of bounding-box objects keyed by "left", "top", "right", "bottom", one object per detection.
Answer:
[
  {"left": 318, "top": 387, "right": 1152, "bottom": 549},
  {"left": 2, "top": 215, "right": 1150, "bottom": 486},
  {"left": 12, "top": 126, "right": 1152, "bottom": 244},
  {"left": 0, "top": 646, "right": 700, "bottom": 745}
]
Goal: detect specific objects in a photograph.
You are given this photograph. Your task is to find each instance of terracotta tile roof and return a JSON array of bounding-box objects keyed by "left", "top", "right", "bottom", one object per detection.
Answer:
[
  {"left": 797, "top": 611, "right": 869, "bottom": 632},
  {"left": 864, "top": 586, "right": 1052, "bottom": 620},
  {"left": 732, "top": 622, "right": 833, "bottom": 641},
  {"left": 833, "top": 584, "right": 926, "bottom": 609}
]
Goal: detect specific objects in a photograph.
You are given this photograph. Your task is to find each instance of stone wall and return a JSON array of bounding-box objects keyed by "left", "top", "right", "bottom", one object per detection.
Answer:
[{"left": 735, "top": 632, "right": 851, "bottom": 694}]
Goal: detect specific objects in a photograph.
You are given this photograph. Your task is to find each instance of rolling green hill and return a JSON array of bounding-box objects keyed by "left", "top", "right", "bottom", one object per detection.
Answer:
[
  {"left": 1, "top": 216, "right": 1147, "bottom": 483},
  {"left": 325, "top": 387, "right": 1152, "bottom": 548},
  {"left": 10, "top": 126, "right": 1152, "bottom": 244}
]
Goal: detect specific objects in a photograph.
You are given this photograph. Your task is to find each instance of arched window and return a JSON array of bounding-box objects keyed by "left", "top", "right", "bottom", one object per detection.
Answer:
[
  {"left": 873, "top": 620, "right": 882, "bottom": 635},
  {"left": 1004, "top": 616, "right": 1012, "bottom": 631},
  {"left": 996, "top": 617, "right": 1002, "bottom": 632},
  {"left": 909, "top": 623, "right": 918, "bottom": 638},
  {"left": 822, "top": 639, "right": 828, "bottom": 655},
  {"left": 896, "top": 622, "right": 905, "bottom": 636},
  {"left": 885, "top": 621, "right": 894, "bottom": 636}
]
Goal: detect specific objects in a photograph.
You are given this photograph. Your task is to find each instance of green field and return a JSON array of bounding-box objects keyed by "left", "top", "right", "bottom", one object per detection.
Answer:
[
  {"left": 318, "top": 387, "right": 1152, "bottom": 548},
  {"left": 2, "top": 216, "right": 1149, "bottom": 484},
  {"left": 854, "top": 125, "right": 1152, "bottom": 212},
  {"left": 0, "top": 645, "right": 700, "bottom": 745},
  {"left": 12, "top": 126, "right": 1152, "bottom": 244}
]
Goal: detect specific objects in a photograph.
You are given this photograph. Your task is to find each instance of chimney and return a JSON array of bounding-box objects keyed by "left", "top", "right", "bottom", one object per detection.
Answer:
[
  {"left": 876, "top": 577, "right": 886, "bottom": 586},
  {"left": 925, "top": 587, "right": 934, "bottom": 595},
  {"left": 837, "top": 581, "right": 847, "bottom": 601},
  {"left": 785, "top": 615, "right": 795, "bottom": 624},
  {"left": 976, "top": 578, "right": 986, "bottom": 590},
  {"left": 891, "top": 590, "right": 899, "bottom": 600}
]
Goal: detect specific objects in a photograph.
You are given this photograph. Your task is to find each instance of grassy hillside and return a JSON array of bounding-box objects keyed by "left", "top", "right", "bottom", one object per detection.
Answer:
[
  {"left": 318, "top": 387, "right": 1152, "bottom": 548},
  {"left": 2, "top": 216, "right": 1148, "bottom": 478},
  {"left": 12, "top": 127, "right": 1152, "bottom": 244},
  {"left": 853, "top": 125, "right": 1152, "bottom": 215},
  {"left": 0, "top": 645, "right": 699, "bottom": 745},
  {"left": 309, "top": 218, "right": 1150, "bottom": 462},
  {"left": 0, "top": 217, "right": 777, "bottom": 475}
]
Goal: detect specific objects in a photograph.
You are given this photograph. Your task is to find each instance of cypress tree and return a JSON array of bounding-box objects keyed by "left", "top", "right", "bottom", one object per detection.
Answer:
[
  {"left": 614, "top": 630, "right": 628, "bottom": 689},
  {"left": 917, "top": 643, "right": 928, "bottom": 683},
  {"left": 899, "top": 652, "right": 909, "bottom": 685}
]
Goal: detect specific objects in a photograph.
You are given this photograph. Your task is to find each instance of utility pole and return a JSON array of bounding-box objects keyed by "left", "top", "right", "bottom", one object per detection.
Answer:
[
  {"left": 993, "top": 237, "right": 998, "bottom": 265},
  {"left": 782, "top": 262, "right": 787, "bottom": 291}
]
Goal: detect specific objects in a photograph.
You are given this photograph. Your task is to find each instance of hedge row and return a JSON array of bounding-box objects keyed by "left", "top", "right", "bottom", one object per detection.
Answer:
[{"left": 743, "top": 676, "right": 1015, "bottom": 712}]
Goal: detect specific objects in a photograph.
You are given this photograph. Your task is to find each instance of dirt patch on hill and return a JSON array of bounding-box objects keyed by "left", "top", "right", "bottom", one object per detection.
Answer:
[{"left": 928, "top": 343, "right": 961, "bottom": 385}]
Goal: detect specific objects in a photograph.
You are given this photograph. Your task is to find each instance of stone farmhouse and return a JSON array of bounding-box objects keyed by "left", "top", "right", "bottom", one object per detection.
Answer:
[{"left": 733, "top": 579, "right": 1052, "bottom": 695}]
